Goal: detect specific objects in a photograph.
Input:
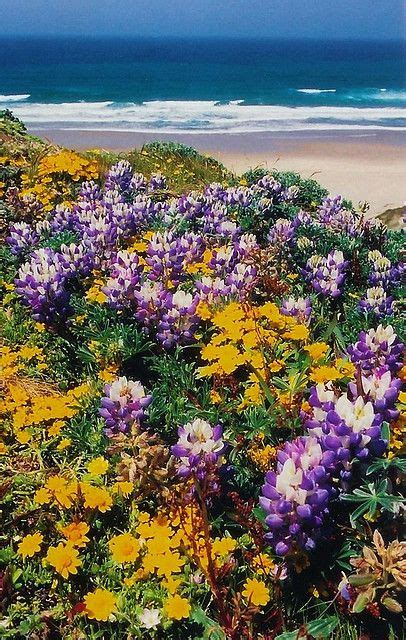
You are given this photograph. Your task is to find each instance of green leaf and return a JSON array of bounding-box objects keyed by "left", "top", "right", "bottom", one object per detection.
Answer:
[
  {"left": 191, "top": 607, "right": 226, "bottom": 640},
  {"left": 275, "top": 615, "right": 339, "bottom": 640},
  {"left": 380, "top": 421, "right": 390, "bottom": 442},
  {"left": 252, "top": 506, "right": 267, "bottom": 525},
  {"left": 352, "top": 592, "right": 371, "bottom": 613}
]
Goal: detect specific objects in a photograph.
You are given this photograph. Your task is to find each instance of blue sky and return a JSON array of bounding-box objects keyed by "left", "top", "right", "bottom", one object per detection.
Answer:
[{"left": 0, "top": 0, "right": 404, "bottom": 39}]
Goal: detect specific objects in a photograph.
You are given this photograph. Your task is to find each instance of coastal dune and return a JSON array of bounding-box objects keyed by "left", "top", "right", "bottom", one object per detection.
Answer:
[{"left": 30, "top": 128, "right": 406, "bottom": 217}]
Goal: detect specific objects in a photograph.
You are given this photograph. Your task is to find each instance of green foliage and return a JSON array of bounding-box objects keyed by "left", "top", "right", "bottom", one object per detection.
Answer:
[
  {"left": 341, "top": 478, "right": 405, "bottom": 526},
  {"left": 147, "top": 349, "right": 217, "bottom": 440},
  {"left": 276, "top": 615, "right": 339, "bottom": 639}
]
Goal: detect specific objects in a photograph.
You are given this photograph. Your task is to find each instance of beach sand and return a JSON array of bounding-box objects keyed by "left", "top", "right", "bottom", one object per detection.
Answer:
[{"left": 30, "top": 128, "right": 406, "bottom": 217}]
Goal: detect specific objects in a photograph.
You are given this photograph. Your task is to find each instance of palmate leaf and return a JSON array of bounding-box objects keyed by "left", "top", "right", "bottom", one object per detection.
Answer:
[
  {"left": 366, "top": 455, "right": 406, "bottom": 475},
  {"left": 340, "top": 479, "right": 405, "bottom": 526}
]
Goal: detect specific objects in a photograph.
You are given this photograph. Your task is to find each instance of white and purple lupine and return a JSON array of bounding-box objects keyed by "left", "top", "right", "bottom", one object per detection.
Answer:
[
  {"left": 171, "top": 418, "right": 225, "bottom": 481},
  {"left": 225, "top": 262, "right": 257, "bottom": 298},
  {"left": 367, "top": 251, "right": 393, "bottom": 287},
  {"left": 99, "top": 376, "right": 151, "bottom": 437},
  {"left": 268, "top": 218, "right": 297, "bottom": 245},
  {"left": 347, "top": 325, "right": 404, "bottom": 374},
  {"left": 156, "top": 289, "right": 200, "bottom": 348},
  {"left": 146, "top": 230, "right": 186, "bottom": 286},
  {"left": 281, "top": 296, "right": 312, "bottom": 322},
  {"left": 148, "top": 172, "right": 167, "bottom": 191},
  {"left": 59, "top": 242, "right": 94, "bottom": 277},
  {"left": 348, "top": 367, "right": 402, "bottom": 423},
  {"left": 15, "top": 248, "right": 73, "bottom": 323},
  {"left": 224, "top": 186, "right": 252, "bottom": 208},
  {"left": 105, "top": 160, "right": 134, "bottom": 193},
  {"left": 129, "top": 172, "right": 147, "bottom": 193},
  {"left": 317, "top": 195, "right": 343, "bottom": 224},
  {"left": 304, "top": 250, "right": 347, "bottom": 298},
  {"left": 260, "top": 436, "right": 334, "bottom": 555},
  {"left": 359, "top": 286, "right": 394, "bottom": 317},
  {"left": 103, "top": 250, "right": 142, "bottom": 309},
  {"left": 7, "top": 222, "right": 40, "bottom": 255},
  {"left": 307, "top": 392, "right": 385, "bottom": 467}
]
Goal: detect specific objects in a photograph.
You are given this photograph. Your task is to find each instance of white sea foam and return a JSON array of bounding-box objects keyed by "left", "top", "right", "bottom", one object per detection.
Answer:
[
  {"left": 297, "top": 89, "right": 337, "bottom": 94},
  {"left": 4, "top": 99, "right": 406, "bottom": 133},
  {"left": 0, "top": 94, "right": 30, "bottom": 102}
]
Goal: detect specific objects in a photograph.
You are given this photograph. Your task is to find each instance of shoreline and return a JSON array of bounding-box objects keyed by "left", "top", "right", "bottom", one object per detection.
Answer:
[{"left": 30, "top": 128, "right": 406, "bottom": 217}]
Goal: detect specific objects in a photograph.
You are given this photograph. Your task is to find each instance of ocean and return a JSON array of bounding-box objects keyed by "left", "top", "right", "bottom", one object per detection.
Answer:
[{"left": 0, "top": 37, "right": 405, "bottom": 134}]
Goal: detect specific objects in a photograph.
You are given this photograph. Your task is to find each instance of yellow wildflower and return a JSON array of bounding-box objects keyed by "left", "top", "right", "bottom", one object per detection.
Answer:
[
  {"left": 46, "top": 543, "right": 81, "bottom": 579},
  {"left": 87, "top": 456, "right": 109, "bottom": 475},
  {"left": 60, "top": 522, "right": 90, "bottom": 548},
  {"left": 17, "top": 533, "right": 43, "bottom": 559},
  {"left": 304, "top": 342, "right": 329, "bottom": 361},
  {"left": 163, "top": 594, "right": 191, "bottom": 620},
  {"left": 242, "top": 578, "right": 270, "bottom": 607},
  {"left": 108, "top": 533, "right": 140, "bottom": 564},
  {"left": 84, "top": 588, "right": 117, "bottom": 621}
]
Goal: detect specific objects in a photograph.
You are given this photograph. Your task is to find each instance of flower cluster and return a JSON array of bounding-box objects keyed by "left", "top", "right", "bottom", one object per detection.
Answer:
[
  {"left": 261, "top": 326, "right": 404, "bottom": 554},
  {"left": 303, "top": 250, "right": 348, "bottom": 297},
  {"left": 99, "top": 377, "right": 151, "bottom": 437},
  {"left": 2, "top": 128, "right": 404, "bottom": 640},
  {"left": 171, "top": 418, "right": 225, "bottom": 481}
]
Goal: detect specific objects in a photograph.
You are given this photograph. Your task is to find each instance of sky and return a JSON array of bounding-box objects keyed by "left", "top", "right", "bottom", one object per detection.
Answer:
[{"left": 0, "top": 0, "right": 404, "bottom": 39}]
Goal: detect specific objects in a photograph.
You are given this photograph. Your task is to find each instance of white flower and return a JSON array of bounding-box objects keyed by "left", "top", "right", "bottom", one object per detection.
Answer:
[
  {"left": 139, "top": 607, "right": 161, "bottom": 630},
  {"left": 335, "top": 395, "right": 374, "bottom": 433},
  {"left": 109, "top": 377, "right": 146, "bottom": 406}
]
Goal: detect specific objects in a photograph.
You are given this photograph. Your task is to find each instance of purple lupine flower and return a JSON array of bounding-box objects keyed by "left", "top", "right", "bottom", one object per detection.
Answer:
[
  {"left": 148, "top": 173, "right": 167, "bottom": 191},
  {"left": 171, "top": 418, "right": 225, "bottom": 481},
  {"left": 156, "top": 289, "right": 200, "bottom": 348},
  {"left": 281, "top": 296, "right": 312, "bottom": 323},
  {"left": 347, "top": 325, "right": 404, "bottom": 374},
  {"left": 204, "top": 182, "right": 227, "bottom": 201},
  {"left": 202, "top": 203, "right": 228, "bottom": 234},
  {"left": 99, "top": 376, "right": 151, "bottom": 437},
  {"left": 260, "top": 436, "right": 334, "bottom": 555},
  {"left": 195, "top": 275, "right": 231, "bottom": 304},
  {"left": 268, "top": 219, "right": 297, "bottom": 245},
  {"left": 255, "top": 174, "right": 283, "bottom": 196},
  {"left": 146, "top": 231, "right": 185, "bottom": 286},
  {"left": 349, "top": 368, "right": 402, "bottom": 423},
  {"left": 134, "top": 279, "right": 166, "bottom": 330},
  {"left": 304, "top": 250, "right": 347, "bottom": 298},
  {"left": 224, "top": 186, "right": 252, "bottom": 208},
  {"left": 225, "top": 262, "right": 257, "bottom": 298},
  {"left": 208, "top": 244, "right": 239, "bottom": 275},
  {"left": 79, "top": 180, "right": 102, "bottom": 201},
  {"left": 105, "top": 160, "right": 133, "bottom": 193},
  {"left": 103, "top": 250, "right": 141, "bottom": 310},
  {"left": 177, "top": 191, "right": 208, "bottom": 221},
  {"left": 15, "top": 248, "right": 73, "bottom": 323},
  {"left": 307, "top": 393, "right": 385, "bottom": 464},
  {"left": 317, "top": 195, "right": 343, "bottom": 224},
  {"left": 359, "top": 286, "right": 394, "bottom": 317},
  {"left": 7, "top": 222, "right": 40, "bottom": 255},
  {"left": 130, "top": 172, "right": 147, "bottom": 193},
  {"left": 215, "top": 220, "right": 241, "bottom": 240},
  {"left": 367, "top": 251, "right": 392, "bottom": 287},
  {"left": 80, "top": 211, "right": 119, "bottom": 266},
  {"left": 60, "top": 242, "right": 94, "bottom": 276}
]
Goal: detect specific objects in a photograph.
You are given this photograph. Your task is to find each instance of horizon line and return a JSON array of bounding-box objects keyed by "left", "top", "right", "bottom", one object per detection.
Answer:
[{"left": 0, "top": 34, "right": 404, "bottom": 42}]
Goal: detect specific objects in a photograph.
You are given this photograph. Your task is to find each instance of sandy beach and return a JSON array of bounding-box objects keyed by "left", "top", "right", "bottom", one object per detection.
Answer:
[{"left": 30, "top": 128, "right": 406, "bottom": 217}]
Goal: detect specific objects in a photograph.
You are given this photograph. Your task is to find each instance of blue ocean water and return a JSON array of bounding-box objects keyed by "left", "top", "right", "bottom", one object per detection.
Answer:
[{"left": 0, "top": 37, "right": 405, "bottom": 133}]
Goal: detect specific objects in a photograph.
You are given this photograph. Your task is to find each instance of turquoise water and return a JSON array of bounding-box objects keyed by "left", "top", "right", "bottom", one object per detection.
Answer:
[{"left": 0, "top": 37, "right": 405, "bottom": 132}]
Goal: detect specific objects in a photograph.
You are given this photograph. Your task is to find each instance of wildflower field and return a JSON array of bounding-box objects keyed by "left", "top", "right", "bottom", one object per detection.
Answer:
[{"left": 0, "top": 110, "right": 405, "bottom": 640}]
